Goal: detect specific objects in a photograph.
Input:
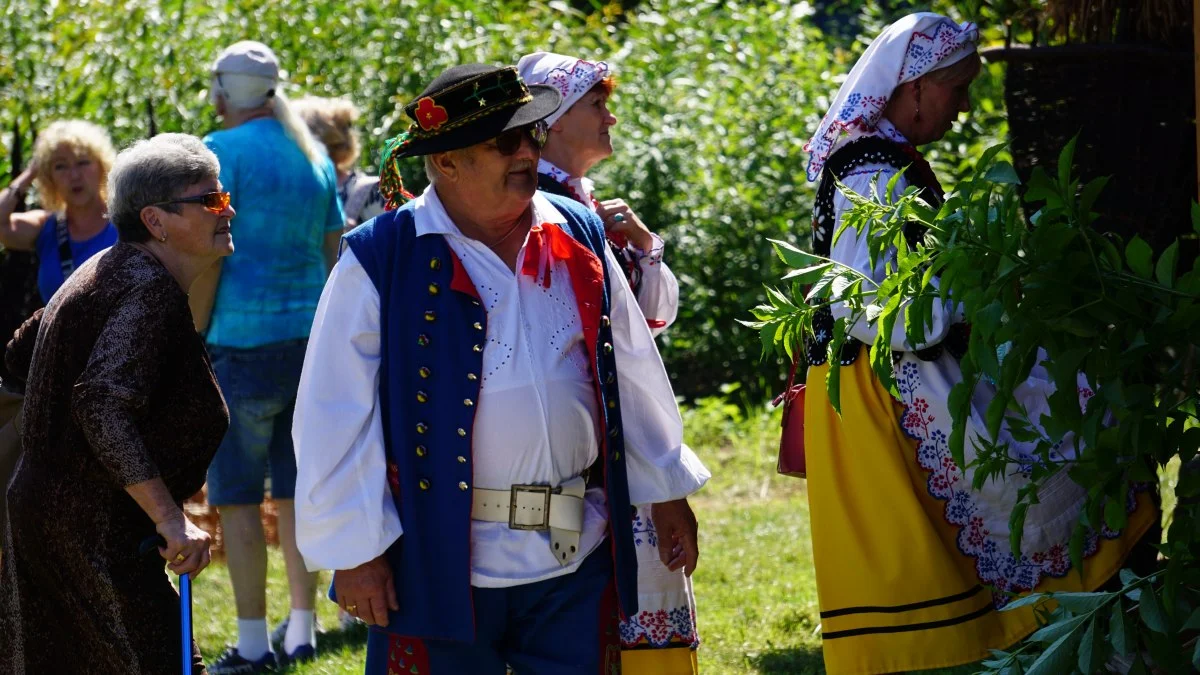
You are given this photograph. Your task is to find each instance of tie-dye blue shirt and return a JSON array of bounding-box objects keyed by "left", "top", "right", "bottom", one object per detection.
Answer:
[{"left": 203, "top": 118, "right": 344, "bottom": 348}]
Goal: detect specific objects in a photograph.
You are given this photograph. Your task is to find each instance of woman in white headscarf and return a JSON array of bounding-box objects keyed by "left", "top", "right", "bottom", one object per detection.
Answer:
[
  {"left": 800, "top": 13, "right": 1156, "bottom": 674},
  {"left": 518, "top": 52, "right": 693, "bottom": 674},
  {"left": 518, "top": 53, "right": 679, "bottom": 337}
]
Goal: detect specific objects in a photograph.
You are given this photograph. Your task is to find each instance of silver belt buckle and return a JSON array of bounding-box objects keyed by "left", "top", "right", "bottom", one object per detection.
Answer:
[{"left": 509, "top": 484, "right": 552, "bottom": 531}]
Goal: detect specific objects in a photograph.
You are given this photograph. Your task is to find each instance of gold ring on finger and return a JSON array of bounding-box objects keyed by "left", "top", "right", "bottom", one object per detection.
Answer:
[{"left": 346, "top": 604, "right": 357, "bottom": 613}]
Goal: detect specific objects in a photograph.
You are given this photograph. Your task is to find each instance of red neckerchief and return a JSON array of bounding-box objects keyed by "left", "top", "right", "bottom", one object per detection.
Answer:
[
  {"left": 517, "top": 222, "right": 607, "bottom": 351},
  {"left": 520, "top": 223, "right": 576, "bottom": 289}
]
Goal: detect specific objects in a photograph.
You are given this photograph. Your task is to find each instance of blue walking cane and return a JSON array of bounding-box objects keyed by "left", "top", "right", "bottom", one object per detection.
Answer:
[{"left": 140, "top": 535, "right": 194, "bottom": 675}]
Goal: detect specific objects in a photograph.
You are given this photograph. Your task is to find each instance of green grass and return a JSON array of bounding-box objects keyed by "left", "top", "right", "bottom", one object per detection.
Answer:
[
  {"left": 187, "top": 399, "right": 828, "bottom": 673},
  {"left": 191, "top": 560, "right": 363, "bottom": 673},
  {"left": 191, "top": 396, "right": 1177, "bottom": 674}
]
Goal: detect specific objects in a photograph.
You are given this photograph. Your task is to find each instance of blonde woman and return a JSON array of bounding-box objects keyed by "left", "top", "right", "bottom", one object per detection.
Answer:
[
  {"left": 294, "top": 96, "right": 387, "bottom": 231},
  {"left": 0, "top": 120, "right": 117, "bottom": 302}
]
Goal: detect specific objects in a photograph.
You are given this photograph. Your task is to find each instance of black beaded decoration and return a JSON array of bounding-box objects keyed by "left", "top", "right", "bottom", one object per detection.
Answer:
[{"left": 805, "top": 136, "right": 957, "bottom": 367}]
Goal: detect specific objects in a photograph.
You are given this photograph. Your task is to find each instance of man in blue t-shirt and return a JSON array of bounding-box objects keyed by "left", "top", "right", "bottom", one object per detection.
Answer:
[{"left": 198, "top": 41, "right": 344, "bottom": 674}]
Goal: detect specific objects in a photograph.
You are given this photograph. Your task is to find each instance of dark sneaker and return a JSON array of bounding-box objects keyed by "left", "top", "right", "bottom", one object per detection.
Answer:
[
  {"left": 277, "top": 644, "right": 316, "bottom": 668},
  {"left": 208, "top": 647, "right": 278, "bottom": 674},
  {"left": 270, "top": 615, "right": 324, "bottom": 650}
]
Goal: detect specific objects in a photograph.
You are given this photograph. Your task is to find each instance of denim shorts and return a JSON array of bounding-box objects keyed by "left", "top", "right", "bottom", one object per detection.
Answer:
[{"left": 205, "top": 339, "right": 307, "bottom": 506}]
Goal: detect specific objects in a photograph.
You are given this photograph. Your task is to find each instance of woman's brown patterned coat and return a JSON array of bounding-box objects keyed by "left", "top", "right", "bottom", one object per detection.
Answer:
[{"left": 0, "top": 243, "right": 228, "bottom": 674}]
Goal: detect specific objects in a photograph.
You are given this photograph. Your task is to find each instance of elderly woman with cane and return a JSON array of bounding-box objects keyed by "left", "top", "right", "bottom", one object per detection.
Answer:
[{"left": 0, "top": 133, "right": 234, "bottom": 674}]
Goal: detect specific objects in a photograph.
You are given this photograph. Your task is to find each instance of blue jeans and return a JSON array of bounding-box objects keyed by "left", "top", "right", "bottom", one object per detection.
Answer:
[
  {"left": 205, "top": 339, "right": 307, "bottom": 506},
  {"left": 364, "top": 548, "right": 621, "bottom": 674}
]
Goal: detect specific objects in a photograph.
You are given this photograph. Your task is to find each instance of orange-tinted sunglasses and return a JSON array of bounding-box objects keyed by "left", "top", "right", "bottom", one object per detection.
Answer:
[{"left": 154, "top": 191, "right": 231, "bottom": 214}]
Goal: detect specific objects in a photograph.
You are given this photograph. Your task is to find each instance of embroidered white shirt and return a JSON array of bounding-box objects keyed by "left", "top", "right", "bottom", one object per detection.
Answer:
[{"left": 292, "top": 186, "right": 710, "bottom": 587}]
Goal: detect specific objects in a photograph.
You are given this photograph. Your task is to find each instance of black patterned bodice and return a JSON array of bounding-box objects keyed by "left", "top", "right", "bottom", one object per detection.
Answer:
[{"left": 805, "top": 136, "right": 967, "bottom": 366}]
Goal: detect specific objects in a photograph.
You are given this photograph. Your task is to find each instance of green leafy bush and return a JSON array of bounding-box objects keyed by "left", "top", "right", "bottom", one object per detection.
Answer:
[{"left": 0, "top": 0, "right": 1008, "bottom": 404}]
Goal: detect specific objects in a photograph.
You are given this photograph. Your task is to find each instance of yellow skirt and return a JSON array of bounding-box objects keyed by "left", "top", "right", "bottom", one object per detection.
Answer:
[
  {"left": 621, "top": 647, "right": 699, "bottom": 674},
  {"left": 806, "top": 356, "right": 1156, "bottom": 674}
]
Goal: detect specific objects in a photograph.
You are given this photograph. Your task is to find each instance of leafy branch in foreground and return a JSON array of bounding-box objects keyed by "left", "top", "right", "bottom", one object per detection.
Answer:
[{"left": 752, "top": 139, "right": 1200, "bottom": 671}]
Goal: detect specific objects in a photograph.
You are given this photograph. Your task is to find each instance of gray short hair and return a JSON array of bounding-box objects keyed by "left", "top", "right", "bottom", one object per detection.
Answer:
[
  {"left": 424, "top": 155, "right": 440, "bottom": 184},
  {"left": 107, "top": 134, "right": 220, "bottom": 243}
]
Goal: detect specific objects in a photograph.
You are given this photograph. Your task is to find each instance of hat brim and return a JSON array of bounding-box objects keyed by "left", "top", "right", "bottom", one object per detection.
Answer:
[{"left": 394, "top": 84, "right": 562, "bottom": 158}]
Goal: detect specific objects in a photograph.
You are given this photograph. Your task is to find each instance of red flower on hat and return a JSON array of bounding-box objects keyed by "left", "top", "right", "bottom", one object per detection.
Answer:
[{"left": 414, "top": 97, "right": 449, "bottom": 132}]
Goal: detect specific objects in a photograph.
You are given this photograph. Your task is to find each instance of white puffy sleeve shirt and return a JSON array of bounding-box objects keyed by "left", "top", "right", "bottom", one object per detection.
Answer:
[
  {"left": 625, "top": 234, "right": 680, "bottom": 337},
  {"left": 292, "top": 189, "right": 709, "bottom": 583},
  {"left": 291, "top": 249, "right": 400, "bottom": 573}
]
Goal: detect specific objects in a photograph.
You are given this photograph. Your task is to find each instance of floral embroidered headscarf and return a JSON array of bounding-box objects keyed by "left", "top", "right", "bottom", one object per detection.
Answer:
[
  {"left": 517, "top": 52, "right": 611, "bottom": 128},
  {"left": 805, "top": 12, "right": 979, "bottom": 182}
]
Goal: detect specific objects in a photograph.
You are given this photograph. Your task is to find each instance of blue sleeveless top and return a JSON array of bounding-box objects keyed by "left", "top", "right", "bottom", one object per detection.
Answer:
[{"left": 34, "top": 213, "right": 118, "bottom": 303}]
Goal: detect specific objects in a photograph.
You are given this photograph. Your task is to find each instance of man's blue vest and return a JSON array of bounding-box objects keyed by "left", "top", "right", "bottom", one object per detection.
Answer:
[{"left": 341, "top": 192, "right": 638, "bottom": 642}]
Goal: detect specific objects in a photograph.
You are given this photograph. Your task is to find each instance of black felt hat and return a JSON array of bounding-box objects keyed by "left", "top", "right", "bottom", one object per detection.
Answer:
[{"left": 391, "top": 64, "right": 562, "bottom": 158}]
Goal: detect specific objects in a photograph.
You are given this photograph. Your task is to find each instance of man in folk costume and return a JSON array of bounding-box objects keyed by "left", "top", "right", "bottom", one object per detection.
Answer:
[
  {"left": 292, "top": 64, "right": 710, "bottom": 674},
  {"left": 518, "top": 52, "right": 698, "bottom": 674},
  {"left": 800, "top": 13, "right": 1156, "bottom": 674}
]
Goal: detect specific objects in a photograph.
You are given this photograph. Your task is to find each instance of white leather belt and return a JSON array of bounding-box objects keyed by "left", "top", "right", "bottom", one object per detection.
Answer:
[{"left": 470, "top": 476, "right": 586, "bottom": 567}]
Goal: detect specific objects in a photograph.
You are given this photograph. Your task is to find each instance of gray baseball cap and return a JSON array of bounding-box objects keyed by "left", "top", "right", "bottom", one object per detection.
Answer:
[{"left": 212, "top": 40, "right": 279, "bottom": 81}]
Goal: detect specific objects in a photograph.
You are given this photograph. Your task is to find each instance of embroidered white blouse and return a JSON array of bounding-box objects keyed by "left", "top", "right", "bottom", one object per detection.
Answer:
[
  {"left": 538, "top": 159, "right": 679, "bottom": 336},
  {"left": 292, "top": 187, "right": 710, "bottom": 587}
]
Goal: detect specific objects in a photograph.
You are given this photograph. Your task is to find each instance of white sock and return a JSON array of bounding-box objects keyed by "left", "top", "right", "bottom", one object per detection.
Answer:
[
  {"left": 283, "top": 609, "right": 316, "bottom": 654},
  {"left": 236, "top": 618, "right": 271, "bottom": 660}
]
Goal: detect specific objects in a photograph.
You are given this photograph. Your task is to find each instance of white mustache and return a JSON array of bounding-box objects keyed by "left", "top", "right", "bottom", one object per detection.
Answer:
[{"left": 509, "top": 160, "right": 533, "bottom": 172}]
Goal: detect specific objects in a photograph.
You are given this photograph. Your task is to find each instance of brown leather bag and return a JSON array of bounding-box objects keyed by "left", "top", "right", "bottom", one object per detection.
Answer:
[{"left": 773, "top": 350, "right": 806, "bottom": 478}]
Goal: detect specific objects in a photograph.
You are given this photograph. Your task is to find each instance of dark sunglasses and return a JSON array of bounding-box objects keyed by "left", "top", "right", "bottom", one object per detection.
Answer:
[
  {"left": 494, "top": 121, "right": 549, "bottom": 156},
  {"left": 153, "top": 191, "right": 231, "bottom": 214}
]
